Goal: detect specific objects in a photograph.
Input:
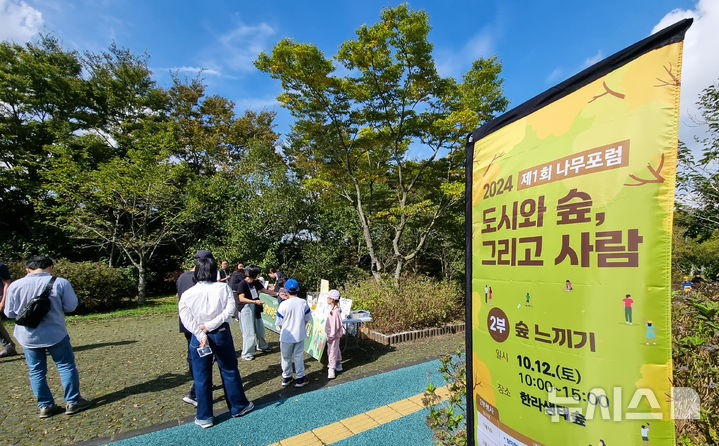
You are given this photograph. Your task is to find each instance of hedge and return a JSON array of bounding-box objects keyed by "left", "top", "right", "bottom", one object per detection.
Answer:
[
  {"left": 343, "top": 275, "right": 464, "bottom": 333},
  {"left": 5, "top": 259, "right": 136, "bottom": 314}
]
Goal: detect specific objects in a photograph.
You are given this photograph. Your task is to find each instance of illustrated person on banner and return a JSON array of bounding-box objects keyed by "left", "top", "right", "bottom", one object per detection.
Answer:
[
  {"left": 640, "top": 423, "right": 650, "bottom": 445},
  {"left": 622, "top": 294, "right": 634, "bottom": 325},
  {"left": 644, "top": 320, "right": 657, "bottom": 345},
  {"left": 3, "top": 256, "right": 92, "bottom": 417}
]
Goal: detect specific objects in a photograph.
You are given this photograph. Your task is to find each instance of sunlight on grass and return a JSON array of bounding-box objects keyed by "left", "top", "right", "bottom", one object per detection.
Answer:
[{"left": 66, "top": 294, "right": 178, "bottom": 322}]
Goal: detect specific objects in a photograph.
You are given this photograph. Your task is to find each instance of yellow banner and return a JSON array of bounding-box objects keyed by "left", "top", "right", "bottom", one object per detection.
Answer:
[{"left": 469, "top": 22, "right": 689, "bottom": 446}]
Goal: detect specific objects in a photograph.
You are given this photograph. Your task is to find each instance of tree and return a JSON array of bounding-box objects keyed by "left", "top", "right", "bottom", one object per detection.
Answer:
[
  {"left": 0, "top": 37, "right": 90, "bottom": 258},
  {"left": 256, "top": 5, "right": 507, "bottom": 285},
  {"left": 48, "top": 121, "right": 191, "bottom": 303},
  {"left": 677, "top": 78, "right": 719, "bottom": 239}
]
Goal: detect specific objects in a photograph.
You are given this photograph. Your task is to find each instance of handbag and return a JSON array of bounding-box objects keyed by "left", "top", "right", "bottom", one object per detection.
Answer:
[{"left": 15, "top": 276, "right": 57, "bottom": 328}]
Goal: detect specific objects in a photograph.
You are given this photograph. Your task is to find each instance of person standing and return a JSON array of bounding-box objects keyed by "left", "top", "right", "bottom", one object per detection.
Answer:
[
  {"left": 0, "top": 260, "right": 17, "bottom": 357},
  {"left": 325, "top": 289, "right": 344, "bottom": 379},
  {"left": 275, "top": 279, "right": 312, "bottom": 387},
  {"left": 268, "top": 268, "right": 288, "bottom": 291},
  {"left": 3, "top": 256, "right": 91, "bottom": 417},
  {"left": 640, "top": 423, "right": 650, "bottom": 445},
  {"left": 644, "top": 320, "right": 657, "bottom": 345},
  {"left": 236, "top": 265, "right": 278, "bottom": 360},
  {"left": 622, "top": 294, "right": 634, "bottom": 325},
  {"left": 176, "top": 250, "right": 216, "bottom": 407},
  {"left": 218, "top": 260, "right": 231, "bottom": 283},
  {"left": 178, "top": 257, "right": 254, "bottom": 428}
]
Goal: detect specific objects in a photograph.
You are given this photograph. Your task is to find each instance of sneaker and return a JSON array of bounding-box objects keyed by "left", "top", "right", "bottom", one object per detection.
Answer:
[
  {"left": 38, "top": 404, "right": 63, "bottom": 418},
  {"left": 328, "top": 368, "right": 336, "bottom": 379},
  {"left": 65, "top": 397, "right": 92, "bottom": 415},
  {"left": 0, "top": 346, "right": 17, "bottom": 358},
  {"left": 194, "top": 418, "right": 213, "bottom": 429},
  {"left": 335, "top": 363, "right": 343, "bottom": 372},
  {"left": 182, "top": 396, "right": 198, "bottom": 407},
  {"left": 255, "top": 347, "right": 271, "bottom": 353},
  {"left": 294, "top": 377, "right": 308, "bottom": 388},
  {"left": 241, "top": 355, "right": 254, "bottom": 361},
  {"left": 233, "top": 401, "right": 254, "bottom": 417},
  {"left": 281, "top": 377, "right": 293, "bottom": 387}
]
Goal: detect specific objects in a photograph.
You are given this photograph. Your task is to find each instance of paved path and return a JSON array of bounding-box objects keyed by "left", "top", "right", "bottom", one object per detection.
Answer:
[{"left": 108, "top": 360, "right": 446, "bottom": 446}]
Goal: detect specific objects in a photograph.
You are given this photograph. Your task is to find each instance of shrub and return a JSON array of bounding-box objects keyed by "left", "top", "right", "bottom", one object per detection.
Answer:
[
  {"left": 343, "top": 275, "right": 464, "bottom": 333},
  {"left": 6, "top": 259, "right": 136, "bottom": 314},
  {"left": 423, "top": 350, "right": 467, "bottom": 446},
  {"left": 673, "top": 283, "right": 719, "bottom": 444}
]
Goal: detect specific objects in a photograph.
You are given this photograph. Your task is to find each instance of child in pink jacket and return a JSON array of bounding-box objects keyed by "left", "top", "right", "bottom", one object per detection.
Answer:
[{"left": 325, "top": 289, "right": 344, "bottom": 379}]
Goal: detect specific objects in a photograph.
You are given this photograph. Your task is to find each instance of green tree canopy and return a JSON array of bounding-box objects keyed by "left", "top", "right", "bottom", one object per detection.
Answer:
[{"left": 256, "top": 4, "right": 508, "bottom": 284}]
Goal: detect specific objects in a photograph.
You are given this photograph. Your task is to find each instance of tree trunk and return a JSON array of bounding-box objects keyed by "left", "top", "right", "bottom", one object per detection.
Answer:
[
  {"left": 352, "top": 180, "right": 384, "bottom": 284},
  {"left": 137, "top": 257, "right": 146, "bottom": 305},
  {"left": 108, "top": 212, "right": 120, "bottom": 268},
  {"left": 393, "top": 259, "right": 404, "bottom": 288}
]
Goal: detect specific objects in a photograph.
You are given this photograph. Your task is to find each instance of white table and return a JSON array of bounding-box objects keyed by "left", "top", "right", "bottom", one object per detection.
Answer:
[{"left": 342, "top": 313, "right": 372, "bottom": 351}]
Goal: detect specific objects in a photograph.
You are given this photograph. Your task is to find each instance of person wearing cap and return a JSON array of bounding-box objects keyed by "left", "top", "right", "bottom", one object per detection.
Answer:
[
  {"left": 178, "top": 256, "right": 254, "bottom": 428},
  {"left": 275, "top": 278, "right": 312, "bottom": 387},
  {"left": 325, "top": 289, "right": 345, "bottom": 379},
  {"left": 236, "top": 265, "right": 279, "bottom": 360}
]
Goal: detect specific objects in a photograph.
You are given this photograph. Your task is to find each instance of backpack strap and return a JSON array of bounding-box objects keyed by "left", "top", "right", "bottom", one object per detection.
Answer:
[{"left": 40, "top": 276, "right": 57, "bottom": 299}]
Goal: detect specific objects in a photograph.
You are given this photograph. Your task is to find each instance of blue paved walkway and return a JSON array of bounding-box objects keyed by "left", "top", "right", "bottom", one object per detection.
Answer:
[{"left": 110, "top": 360, "right": 445, "bottom": 446}]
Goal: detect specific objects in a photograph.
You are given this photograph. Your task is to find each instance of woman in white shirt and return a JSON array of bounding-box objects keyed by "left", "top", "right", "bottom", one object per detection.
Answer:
[{"left": 178, "top": 257, "right": 254, "bottom": 428}]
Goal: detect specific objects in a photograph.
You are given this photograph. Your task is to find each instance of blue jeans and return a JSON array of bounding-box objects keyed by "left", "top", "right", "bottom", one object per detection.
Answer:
[
  {"left": 189, "top": 323, "right": 250, "bottom": 423},
  {"left": 24, "top": 335, "right": 81, "bottom": 407}
]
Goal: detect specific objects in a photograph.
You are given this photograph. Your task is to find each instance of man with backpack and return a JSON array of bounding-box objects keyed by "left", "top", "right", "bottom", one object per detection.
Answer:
[{"left": 3, "top": 256, "right": 91, "bottom": 417}]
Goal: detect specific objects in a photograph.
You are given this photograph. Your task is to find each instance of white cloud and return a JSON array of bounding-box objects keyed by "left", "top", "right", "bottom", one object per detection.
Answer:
[
  {"left": 652, "top": 0, "right": 719, "bottom": 150},
  {"left": 545, "top": 67, "right": 564, "bottom": 84},
  {"left": 235, "top": 95, "right": 280, "bottom": 111},
  {"left": 582, "top": 50, "right": 604, "bottom": 69},
  {"left": 0, "top": 0, "right": 43, "bottom": 43},
  {"left": 436, "top": 29, "right": 494, "bottom": 78},
  {"left": 168, "top": 66, "right": 222, "bottom": 77},
  {"left": 213, "top": 21, "right": 277, "bottom": 72}
]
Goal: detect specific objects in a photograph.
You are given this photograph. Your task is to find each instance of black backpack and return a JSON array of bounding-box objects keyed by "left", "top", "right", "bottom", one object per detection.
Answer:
[{"left": 15, "top": 276, "right": 57, "bottom": 328}]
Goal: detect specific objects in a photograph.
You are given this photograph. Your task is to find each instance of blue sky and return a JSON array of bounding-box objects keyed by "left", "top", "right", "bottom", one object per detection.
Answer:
[{"left": 1, "top": 0, "right": 717, "bottom": 152}]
